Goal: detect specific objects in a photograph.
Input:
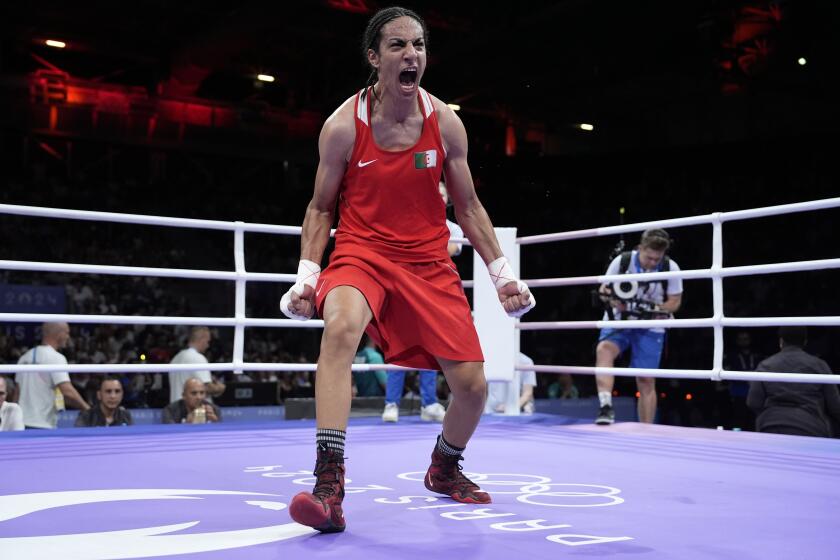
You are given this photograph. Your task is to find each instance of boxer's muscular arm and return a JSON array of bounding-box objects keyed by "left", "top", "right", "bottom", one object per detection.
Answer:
[
  {"left": 436, "top": 104, "right": 502, "bottom": 266},
  {"left": 436, "top": 99, "right": 533, "bottom": 316},
  {"left": 284, "top": 99, "right": 355, "bottom": 319},
  {"left": 299, "top": 100, "right": 355, "bottom": 264}
]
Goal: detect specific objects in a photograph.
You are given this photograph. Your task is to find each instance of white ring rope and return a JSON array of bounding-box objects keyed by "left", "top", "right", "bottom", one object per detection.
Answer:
[
  {"left": 0, "top": 203, "right": 306, "bottom": 235},
  {"left": 514, "top": 365, "right": 840, "bottom": 385},
  {"left": 2, "top": 197, "right": 839, "bottom": 384},
  {"left": 522, "top": 257, "right": 840, "bottom": 288},
  {"left": 0, "top": 313, "right": 322, "bottom": 328},
  {"left": 516, "top": 197, "right": 840, "bottom": 245},
  {"left": 0, "top": 259, "right": 295, "bottom": 282},
  {"left": 519, "top": 316, "right": 840, "bottom": 331},
  {"left": 2, "top": 362, "right": 414, "bottom": 374}
]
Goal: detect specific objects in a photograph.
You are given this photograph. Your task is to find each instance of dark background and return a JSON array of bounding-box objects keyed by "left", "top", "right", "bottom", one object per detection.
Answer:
[{"left": 1, "top": 0, "right": 838, "bottom": 428}]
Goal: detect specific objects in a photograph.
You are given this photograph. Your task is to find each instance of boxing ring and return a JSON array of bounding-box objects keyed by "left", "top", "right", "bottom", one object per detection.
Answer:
[{"left": 2, "top": 198, "right": 840, "bottom": 559}]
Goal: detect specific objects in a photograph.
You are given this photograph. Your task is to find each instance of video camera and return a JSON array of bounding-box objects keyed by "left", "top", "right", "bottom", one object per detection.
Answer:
[{"left": 590, "top": 238, "right": 665, "bottom": 320}]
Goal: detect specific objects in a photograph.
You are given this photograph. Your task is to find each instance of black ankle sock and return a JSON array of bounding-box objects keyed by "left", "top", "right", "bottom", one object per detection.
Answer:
[
  {"left": 317, "top": 428, "right": 346, "bottom": 455},
  {"left": 436, "top": 434, "right": 465, "bottom": 457}
]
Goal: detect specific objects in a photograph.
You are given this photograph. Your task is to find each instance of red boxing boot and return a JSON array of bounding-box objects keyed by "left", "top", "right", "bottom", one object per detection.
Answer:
[
  {"left": 424, "top": 444, "right": 491, "bottom": 504},
  {"left": 289, "top": 445, "right": 346, "bottom": 533}
]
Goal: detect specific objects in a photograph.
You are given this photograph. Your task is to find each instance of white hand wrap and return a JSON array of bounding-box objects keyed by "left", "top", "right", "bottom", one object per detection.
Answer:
[
  {"left": 279, "top": 259, "right": 321, "bottom": 321},
  {"left": 487, "top": 256, "right": 536, "bottom": 318}
]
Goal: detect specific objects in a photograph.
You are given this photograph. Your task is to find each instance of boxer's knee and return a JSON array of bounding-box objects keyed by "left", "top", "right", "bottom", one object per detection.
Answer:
[
  {"left": 320, "top": 286, "right": 372, "bottom": 360},
  {"left": 441, "top": 360, "right": 486, "bottom": 405},
  {"left": 321, "top": 316, "right": 365, "bottom": 360}
]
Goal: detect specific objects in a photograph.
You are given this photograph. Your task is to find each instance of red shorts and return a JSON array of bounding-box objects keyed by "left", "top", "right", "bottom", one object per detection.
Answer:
[{"left": 314, "top": 244, "right": 484, "bottom": 370}]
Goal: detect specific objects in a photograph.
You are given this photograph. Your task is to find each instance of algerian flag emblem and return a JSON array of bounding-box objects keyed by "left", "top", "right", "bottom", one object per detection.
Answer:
[{"left": 414, "top": 149, "right": 437, "bottom": 169}]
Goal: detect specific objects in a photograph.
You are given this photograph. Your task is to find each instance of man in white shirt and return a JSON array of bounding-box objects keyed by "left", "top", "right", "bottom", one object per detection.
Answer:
[
  {"left": 0, "top": 376, "right": 24, "bottom": 431},
  {"left": 168, "top": 326, "right": 225, "bottom": 403},
  {"left": 440, "top": 181, "right": 464, "bottom": 258},
  {"left": 485, "top": 352, "right": 538, "bottom": 414},
  {"left": 16, "top": 322, "right": 90, "bottom": 429}
]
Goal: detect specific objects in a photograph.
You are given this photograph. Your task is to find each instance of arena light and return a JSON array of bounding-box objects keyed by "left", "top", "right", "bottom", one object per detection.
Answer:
[
  {"left": 797, "top": 57, "right": 807, "bottom": 66},
  {"left": 447, "top": 103, "right": 461, "bottom": 111},
  {"left": 257, "top": 74, "right": 275, "bottom": 82},
  {"left": 140, "top": 353, "right": 146, "bottom": 361},
  {"left": 578, "top": 123, "right": 595, "bottom": 131},
  {"left": 685, "top": 393, "right": 693, "bottom": 401},
  {"left": 45, "top": 39, "right": 66, "bottom": 48}
]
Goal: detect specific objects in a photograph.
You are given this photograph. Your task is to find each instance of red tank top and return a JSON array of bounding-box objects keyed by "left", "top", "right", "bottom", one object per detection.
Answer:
[{"left": 333, "top": 87, "right": 449, "bottom": 263}]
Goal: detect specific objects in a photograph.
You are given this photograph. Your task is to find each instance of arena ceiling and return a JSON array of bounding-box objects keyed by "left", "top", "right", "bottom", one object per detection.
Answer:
[{"left": 2, "top": 0, "right": 837, "bottom": 150}]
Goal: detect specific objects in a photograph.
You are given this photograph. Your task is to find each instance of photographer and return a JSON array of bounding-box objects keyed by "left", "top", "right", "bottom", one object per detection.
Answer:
[{"left": 593, "top": 229, "right": 683, "bottom": 425}]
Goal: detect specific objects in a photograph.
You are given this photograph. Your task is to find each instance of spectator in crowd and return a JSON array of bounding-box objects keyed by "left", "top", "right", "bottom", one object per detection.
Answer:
[
  {"left": 74, "top": 376, "right": 134, "bottom": 427},
  {"left": 547, "top": 373, "right": 579, "bottom": 399},
  {"left": 0, "top": 376, "right": 24, "bottom": 431},
  {"left": 162, "top": 377, "right": 221, "bottom": 424},
  {"left": 168, "top": 326, "right": 225, "bottom": 404},
  {"left": 439, "top": 181, "right": 465, "bottom": 258},
  {"left": 16, "top": 322, "right": 90, "bottom": 429},
  {"left": 747, "top": 326, "right": 840, "bottom": 438},
  {"left": 720, "top": 330, "right": 763, "bottom": 429},
  {"left": 381, "top": 368, "right": 446, "bottom": 423},
  {"left": 352, "top": 336, "right": 387, "bottom": 397},
  {"left": 485, "top": 352, "right": 537, "bottom": 414}
]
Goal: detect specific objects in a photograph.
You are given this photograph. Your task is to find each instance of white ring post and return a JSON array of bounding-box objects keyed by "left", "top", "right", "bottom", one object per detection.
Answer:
[
  {"left": 711, "top": 213, "right": 724, "bottom": 381},
  {"left": 474, "top": 227, "right": 520, "bottom": 415},
  {"left": 233, "top": 223, "right": 246, "bottom": 374}
]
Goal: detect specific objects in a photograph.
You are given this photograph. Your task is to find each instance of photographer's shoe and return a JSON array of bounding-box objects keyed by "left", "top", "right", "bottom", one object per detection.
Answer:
[{"left": 595, "top": 404, "right": 615, "bottom": 425}]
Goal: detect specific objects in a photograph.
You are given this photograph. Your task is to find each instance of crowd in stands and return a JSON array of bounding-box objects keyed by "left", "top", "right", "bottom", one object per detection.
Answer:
[{"left": 2, "top": 131, "right": 838, "bottom": 432}]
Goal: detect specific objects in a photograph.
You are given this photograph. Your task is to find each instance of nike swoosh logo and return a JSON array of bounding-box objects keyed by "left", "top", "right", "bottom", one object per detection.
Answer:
[{"left": 358, "top": 159, "right": 377, "bottom": 167}]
